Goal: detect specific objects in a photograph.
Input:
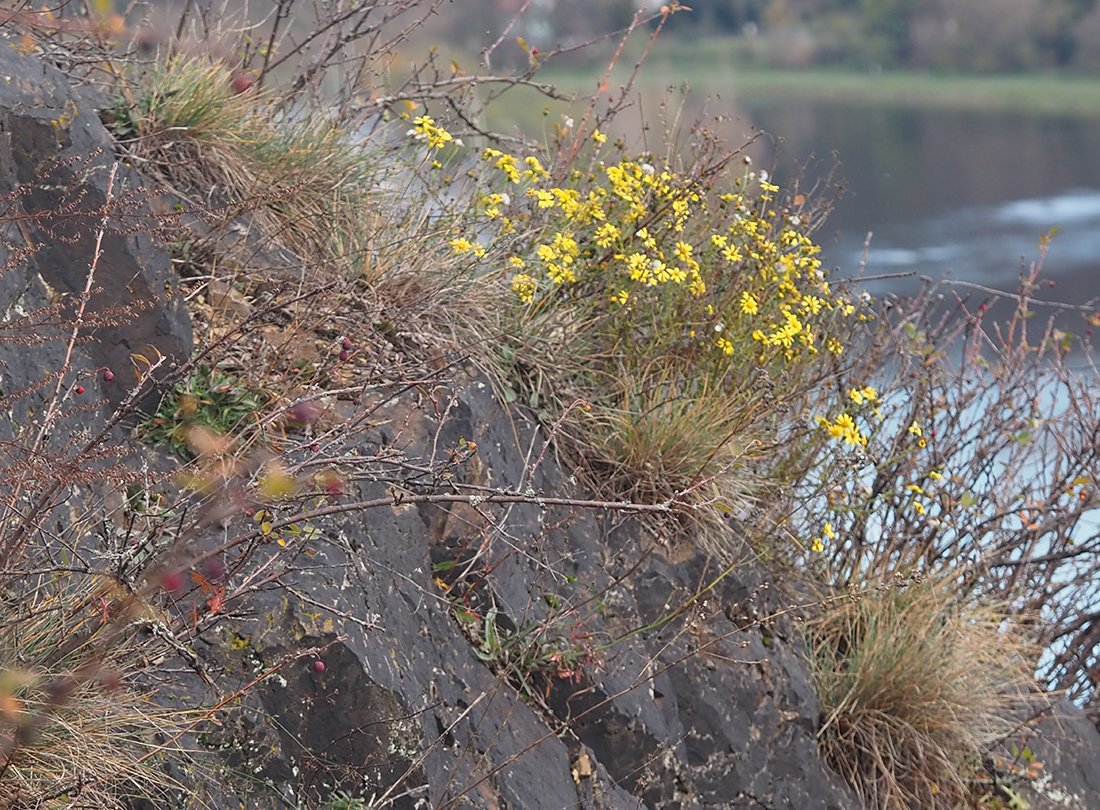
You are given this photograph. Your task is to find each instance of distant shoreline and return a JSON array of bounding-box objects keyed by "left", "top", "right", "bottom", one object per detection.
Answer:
[{"left": 540, "top": 50, "right": 1100, "bottom": 118}]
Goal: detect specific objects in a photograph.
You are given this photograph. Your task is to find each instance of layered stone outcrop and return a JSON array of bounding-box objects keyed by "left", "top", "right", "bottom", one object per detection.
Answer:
[
  {"left": 172, "top": 373, "right": 858, "bottom": 809},
  {"left": 0, "top": 37, "right": 191, "bottom": 421}
]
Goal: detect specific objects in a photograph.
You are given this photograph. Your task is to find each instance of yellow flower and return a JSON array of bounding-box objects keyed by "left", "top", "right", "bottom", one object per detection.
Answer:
[
  {"left": 546, "top": 262, "right": 575, "bottom": 285},
  {"left": 611, "top": 289, "right": 629, "bottom": 306},
  {"left": 716, "top": 337, "right": 735, "bottom": 355},
  {"left": 450, "top": 237, "right": 475, "bottom": 254},
  {"left": 908, "top": 421, "right": 923, "bottom": 437},
  {"left": 595, "top": 222, "right": 620, "bottom": 247},
  {"left": 928, "top": 470, "right": 944, "bottom": 481},
  {"left": 511, "top": 273, "right": 537, "bottom": 303},
  {"left": 410, "top": 115, "right": 453, "bottom": 150},
  {"left": 722, "top": 244, "right": 743, "bottom": 263},
  {"left": 523, "top": 155, "right": 549, "bottom": 180},
  {"left": 739, "top": 291, "right": 759, "bottom": 316},
  {"left": 810, "top": 537, "right": 825, "bottom": 553},
  {"left": 905, "top": 484, "right": 925, "bottom": 495},
  {"left": 592, "top": 128, "right": 607, "bottom": 144},
  {"left": 823, "top": 522, "right": 836, "bottom": 539},
  {"left": 530, "top": 189, "right": 555, "bottom": 208}
]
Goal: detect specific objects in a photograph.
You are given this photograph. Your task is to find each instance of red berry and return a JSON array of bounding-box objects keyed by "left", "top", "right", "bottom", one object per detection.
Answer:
[
  {"left": 75, "top": 385, "right": 85, "bottom": 395},
  {"left": 312, "top": 660, "right": 326, "bottom": 673},
  {"left": 230, "top": 73, "right": 254, "bottom": 95},
  {"left": 103, "top": 369, "right": 114, "bottom": 382},
  {"left": 338, "top": 350, "right": 350, "bottom": 362},
  {"left": 160, "top": 570, "right": 185, "bottom": 594},
  {"left": 340, "top": 336, "right": 353, "bottom": 350},
  {"left": 309, "top": 442, "right": 320, "bottom": 452},
  {"left": 288, "top": 400, "right": 320, "bottom": 425},
  {"left": 202, "top": 557, "right": 226, "bottom": 581}
]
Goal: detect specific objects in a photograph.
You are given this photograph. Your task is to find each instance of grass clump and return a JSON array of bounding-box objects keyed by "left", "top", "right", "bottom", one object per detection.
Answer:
[
  {"left": 808, "top": 578, "right": 1035, "bottom": 810},
  {"left": 0, "top": 581, "right": 189, "bottom": 809},
  {"left": 106, "top": 56, "right": 378, "bottom": 270}
]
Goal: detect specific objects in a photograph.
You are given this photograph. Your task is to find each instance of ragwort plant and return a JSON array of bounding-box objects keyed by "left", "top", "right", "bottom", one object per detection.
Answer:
[{"left": 423, "top": 125, "right": 874, "bottom": 556}]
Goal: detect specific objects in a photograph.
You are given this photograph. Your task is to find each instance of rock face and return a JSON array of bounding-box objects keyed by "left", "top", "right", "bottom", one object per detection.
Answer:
[
  {"left": 1003, "top": 700, "right": 1100, "bottom": 809},
  {"left": 0, "top": 38, "right": 191, "bottom": 421},
  {"left": 170, "top": 372, "right": 857, "bottom": 810}
]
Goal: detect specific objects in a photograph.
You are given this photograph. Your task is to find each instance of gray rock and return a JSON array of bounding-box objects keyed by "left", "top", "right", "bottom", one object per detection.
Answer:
[
  {"left": 0, "top": 39, "right": 191, "bottom": 421},
  {"left": 175, "top": 370, "right": 857, "bottom": 809},
  {"left": 994, "top": 700, "right": 1100, "bottom": 809}
]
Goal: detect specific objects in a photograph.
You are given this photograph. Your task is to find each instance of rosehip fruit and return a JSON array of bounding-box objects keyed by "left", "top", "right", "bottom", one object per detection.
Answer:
[{"left": 160, "top": 570, "right": 185, "bottom": 594}]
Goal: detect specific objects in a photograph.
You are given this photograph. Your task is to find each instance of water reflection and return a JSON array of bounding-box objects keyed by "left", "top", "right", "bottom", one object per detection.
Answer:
[{"left": 744, "top": 103, "right": 1100, "bottom": 322}]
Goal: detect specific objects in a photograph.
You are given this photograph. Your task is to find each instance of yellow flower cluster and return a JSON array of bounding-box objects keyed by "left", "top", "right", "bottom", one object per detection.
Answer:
[
  {"left": 511, "top": 273, "right": 537, "bottom": 304},
  {"left": 409, "top": 115, "right": 453, "bottom": 150},
  {"left": 451, "top": 143, "right": 870, "bottom": 376},
  {"left": 450, "top": 237, "right": 487, "bottom": 258},
  {"left": 816, "top": 412, "right": 868, "bottom": 447}
]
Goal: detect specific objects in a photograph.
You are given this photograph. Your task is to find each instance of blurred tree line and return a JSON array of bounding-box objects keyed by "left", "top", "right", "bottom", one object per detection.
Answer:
[{"left": 442, "top": 0, "right": 1100, "bottom": 73}]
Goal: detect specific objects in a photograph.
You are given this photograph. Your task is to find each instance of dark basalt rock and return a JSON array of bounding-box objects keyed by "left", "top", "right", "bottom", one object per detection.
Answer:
[
  {"left": 174, "top": 371, "right": 858, "bottom": 809},
  {"left": 0, "top": 39, "right": 191, "bottom": 421}
]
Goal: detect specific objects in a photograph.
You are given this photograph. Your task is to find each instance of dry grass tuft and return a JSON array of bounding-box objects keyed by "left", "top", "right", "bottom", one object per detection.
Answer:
[
  {"left": 0, "top": 580, "right": 193, "bottom": 808},
  {"left": 808, "top": 577, "right": 1037, "bottom": 809},
  {"left": 109, "top": 56, "right": 377, "bottom": 272}
]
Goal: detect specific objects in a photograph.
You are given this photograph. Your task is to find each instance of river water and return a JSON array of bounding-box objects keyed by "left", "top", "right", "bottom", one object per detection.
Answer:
[{"left": 741, "top": 102, "right": 1100, "bottom": 334}]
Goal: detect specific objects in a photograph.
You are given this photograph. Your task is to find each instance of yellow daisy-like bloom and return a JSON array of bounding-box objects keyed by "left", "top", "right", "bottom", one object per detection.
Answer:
[
  {"left": 848, "top": 385, "right": 878, "bottom": 406},
  {"left": 511, "top": 273, "right": 537, "bottom": 303},
  {"left": 739, "top": 291, "right": 759, "bottom": 316},
  {"left": 716, "top": 337, "right": 735, "bottom": 355},
  {"left": 594, "top": 222, "right": 620, "bottom": 248},
  {"left": 410, "top": 115, "right": 453, "bottom": 150},
  {"left": 450, "top": 237, "right": 475, "bottom": 254}
]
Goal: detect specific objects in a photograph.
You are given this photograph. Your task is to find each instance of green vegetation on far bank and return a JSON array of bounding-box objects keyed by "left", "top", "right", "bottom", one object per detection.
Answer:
[{"left": 541, "top": 47, "right": 1100, "bottom": 117}]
